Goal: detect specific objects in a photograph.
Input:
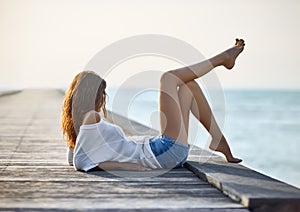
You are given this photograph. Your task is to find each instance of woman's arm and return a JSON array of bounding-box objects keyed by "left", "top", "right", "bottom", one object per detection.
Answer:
[{"left": 98, "top": 161, "right": 151, "bottom": 171}]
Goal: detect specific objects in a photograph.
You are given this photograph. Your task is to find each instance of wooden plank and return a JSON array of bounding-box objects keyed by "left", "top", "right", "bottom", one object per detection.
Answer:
[
  {"left": 0, "top": 198, "right": 249, "bottom": 211},
  {"left": 185, "top": 145, "right": 300, "bottom": 211},
  {"left": 0, "top": 182, "right": 224, "bottom": 198},
  {"left": 0, "top": 166, "right": 204, "bottom": 182}
]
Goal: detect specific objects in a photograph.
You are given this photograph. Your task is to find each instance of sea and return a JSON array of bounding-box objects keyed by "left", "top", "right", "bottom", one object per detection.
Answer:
[{"left": 1, "top": 87, "right": 299, "bottom": 188}]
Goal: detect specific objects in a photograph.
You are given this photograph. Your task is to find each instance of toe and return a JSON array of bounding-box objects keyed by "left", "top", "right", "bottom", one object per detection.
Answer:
[
  {"left": 235, "top": 38, "right": 239, "bottom": 45},
  {"left": 234, "top": 158, "right": 243, "bottom": 163},
  {"left": 239, "top": 39, "right": 245, "bottom": 45},
  {"left": 227, "top": 157, "right": 243, "bottom": 163}
]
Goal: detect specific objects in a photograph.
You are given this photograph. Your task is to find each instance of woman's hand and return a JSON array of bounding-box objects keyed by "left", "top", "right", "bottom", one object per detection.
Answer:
[{"left": 98, "top": 161, "right": 151, "bottom": 171}]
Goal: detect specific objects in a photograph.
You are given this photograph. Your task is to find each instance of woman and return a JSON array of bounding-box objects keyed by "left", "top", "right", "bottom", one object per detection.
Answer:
[{"left": 62, "top": 39, "right": 245, "bottom": 171}]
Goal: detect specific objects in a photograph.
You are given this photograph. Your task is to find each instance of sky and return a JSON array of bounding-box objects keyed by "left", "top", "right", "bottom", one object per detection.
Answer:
[{"left": 0, "top": 0, "right": 299, "bottom": 89}]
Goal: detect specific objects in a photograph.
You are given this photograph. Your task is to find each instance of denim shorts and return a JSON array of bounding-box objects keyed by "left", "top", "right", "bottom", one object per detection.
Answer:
[{"left": 149, "top": 134, "right": 190, "bottom": 169}]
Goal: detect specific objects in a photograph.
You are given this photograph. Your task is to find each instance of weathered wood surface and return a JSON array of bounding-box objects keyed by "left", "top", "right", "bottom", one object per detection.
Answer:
[
  {"left": 185, "top": 154, "right": 300, "bottom": 212},
  {"left": 0, "top": 90, "right": 247, "bottom": 211}
]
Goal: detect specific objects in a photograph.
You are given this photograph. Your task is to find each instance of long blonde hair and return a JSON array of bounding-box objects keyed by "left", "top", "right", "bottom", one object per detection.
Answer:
[{"left": 61, "top": 71, "right": 107, "bottom": 150}]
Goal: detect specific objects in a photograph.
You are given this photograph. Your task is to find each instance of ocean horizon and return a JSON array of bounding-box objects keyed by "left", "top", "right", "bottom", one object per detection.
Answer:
[{"left": 1, "top": 87, "right": 299, "bottom": 188}]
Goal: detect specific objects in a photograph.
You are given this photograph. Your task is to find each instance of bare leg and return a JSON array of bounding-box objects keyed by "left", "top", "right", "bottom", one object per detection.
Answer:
[
  {"left": 159, "top": 39, "right": 245, "bottom": 158},
  {"left": 162, "top": 39, "right": 245, "bottom": 85},
  {"left": 179, "top": 80, "right": 242, "bottom": 163}
]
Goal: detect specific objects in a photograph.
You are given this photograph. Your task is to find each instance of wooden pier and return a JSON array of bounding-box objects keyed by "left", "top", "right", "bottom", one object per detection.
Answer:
[{"left": 0, "top": 90, "right": 299, "bottom": 211}]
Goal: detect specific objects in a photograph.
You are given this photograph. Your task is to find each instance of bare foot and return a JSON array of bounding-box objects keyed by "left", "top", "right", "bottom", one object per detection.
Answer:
[
  {"left": 209, "top": 135, "right": 242, "bottom": 163},
  {"left": 222, "top": 38, "right": 245, "bottom": 70}
]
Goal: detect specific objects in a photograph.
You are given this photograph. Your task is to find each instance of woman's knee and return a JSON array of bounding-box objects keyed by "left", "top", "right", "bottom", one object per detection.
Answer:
[
  {"left": 160, "top": 71, "right": 180, "bottom": 86},
  {"left": 160, "top": 71, "right": 172, "bottom": 83}
]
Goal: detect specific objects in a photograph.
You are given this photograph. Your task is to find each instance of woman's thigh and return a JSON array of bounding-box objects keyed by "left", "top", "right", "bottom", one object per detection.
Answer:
[{"left": 159, "top": 72, "right": 194, "bottom": 145}]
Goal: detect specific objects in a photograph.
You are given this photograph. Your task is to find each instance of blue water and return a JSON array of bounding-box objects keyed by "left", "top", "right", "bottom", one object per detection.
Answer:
[
  {"left": 224, "top": 89, "right": 300, "bottom": 188},
  {"left": 106, "top": 87, "right": 300, "bottom": 188}
]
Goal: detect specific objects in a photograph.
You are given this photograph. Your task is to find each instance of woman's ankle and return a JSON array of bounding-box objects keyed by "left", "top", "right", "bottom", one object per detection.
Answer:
[{"left": 209, "top": 54, "right": 225, "bottom": 68}]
